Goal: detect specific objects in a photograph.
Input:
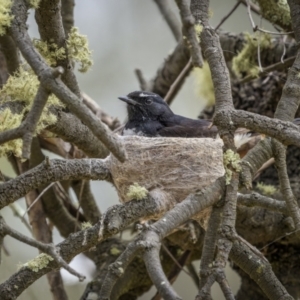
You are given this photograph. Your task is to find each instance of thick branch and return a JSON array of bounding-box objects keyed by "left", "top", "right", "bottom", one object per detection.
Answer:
[{"left": 0, "top": 158, "right": 111, "bottom": 209}]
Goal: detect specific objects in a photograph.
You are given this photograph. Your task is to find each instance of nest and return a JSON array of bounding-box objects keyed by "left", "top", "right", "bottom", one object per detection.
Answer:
[{"left": 107, "top": 136, "right": 225, "bottom": 208}]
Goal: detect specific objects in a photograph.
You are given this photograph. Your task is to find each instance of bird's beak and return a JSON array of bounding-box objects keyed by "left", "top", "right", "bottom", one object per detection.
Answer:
[{"left": 118, "top": 96, "right": 140, "bottom": 106}]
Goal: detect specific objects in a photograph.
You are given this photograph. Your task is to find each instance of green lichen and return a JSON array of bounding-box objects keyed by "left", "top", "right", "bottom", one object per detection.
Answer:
[
  {"left": 81, "top": 221, "right": 92, "bottom": 230},
  {"left": 28, "top": 0, "right": 41, "bottom": 9},
  {"left": 223, "top": 149, "right": 242, "bottom": 185},
  {"left": 33, "top": 39, "right": 66, "bottom": 67},
  {"left": 126, "top": 183, "right": 148, "bottom": 200},
  {"left": 67, "top": 27, "right": 93, "bottom": 73},
  {"left": 0, "top": 0, "right": 13, "bottom": 36},
  {"left": 254, "top": 0, "right": 291, "bottom": 28},
  {"left": 256, "top": 182, "right": 277, "bottom": 196},
  {"left": 193, "top": 62, "right": 215, "bottom": 107},
  {"left": 232, "top": 33, "right": 271, "bottom": 78},
  {"left": 24, "top": 253, "right": 54, "bottom": 272},
  {"left": 0, "top": 108, "right": 23, "bottom": 157}
]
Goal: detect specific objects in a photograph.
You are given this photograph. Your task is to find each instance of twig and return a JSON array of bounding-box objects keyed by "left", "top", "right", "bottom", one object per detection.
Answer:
[
  {"left": 23, "top": 182, "right": 56, "bottom": 217},
  {"left": 215, "top": 1, "right": 241, "bottom": 30},
  {"left": 240, "top": 55, "right": 296, "bottom": 83},
  {"left": 82, "top": 92, "right": 121, "bottom": 131},
  {"left": 153, "top": 0, "right": 182, "bottom": 41},
  {"left": 0, "top": 217, "right": 85, "bottom": 281},
  {"left": 134, "top": 68, "right": 149, "bottom": 91},
  {"left": 9, "top": 203, "right": 32, "bottom": 232},
  {"left": 240, "top": 0, "right": 260, "bottom": 15},
  {"left": 164, "top": 59, "right": 192, "bottom": 104}
]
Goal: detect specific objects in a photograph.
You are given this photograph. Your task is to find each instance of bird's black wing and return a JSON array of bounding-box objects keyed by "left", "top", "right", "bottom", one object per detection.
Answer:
[{"left": 157, "top": 124, "right": 218, "bottom": 138}]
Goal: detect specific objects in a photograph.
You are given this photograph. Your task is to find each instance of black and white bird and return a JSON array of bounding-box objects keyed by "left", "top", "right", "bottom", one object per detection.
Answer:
[{"left": 118, "top": 91, "right": 258, "bottom": 155}]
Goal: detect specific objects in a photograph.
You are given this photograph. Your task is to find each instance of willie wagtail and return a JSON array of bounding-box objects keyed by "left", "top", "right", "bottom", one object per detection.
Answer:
[
  {"left": 118, "top": 91, "right": 300, "bottom": 152},
  {"left": 118, "top": 91, "right": 219, "bottom": 138}
]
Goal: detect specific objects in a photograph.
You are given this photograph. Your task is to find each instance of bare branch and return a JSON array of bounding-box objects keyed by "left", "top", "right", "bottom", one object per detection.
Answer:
[{"left": 175, "top": 0, "right": 203, "bottom": 67}]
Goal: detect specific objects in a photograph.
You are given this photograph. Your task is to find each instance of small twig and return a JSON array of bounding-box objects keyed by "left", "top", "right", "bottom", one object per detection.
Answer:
[
  {"left": 134, "top": 68, "right": 148, "bottom": 91},
  {"left": 257, "top": 17, "right": 263, "bottom": 72},
  {"left": 240, "top": 0, "right": 260, "bottom": 15},
  {"left": 164, "top": 59, "right": 193, "bottom": 104},
  {"left": 82, "top": 92, "right": 121, "bottom": 131},
  {"left": 0, "top": 217, "right": 85, "bottom": 281},
  {"left": 240, "top": 55, "right": 296, "bottom": 83},
  {"left": 281, "top": 35, "right": 288, "bottom": 63},
  {"left": 9, "top": 203, "right": 32, "bottom": 232},
  {"left": 215, "top": 1, "right": 241, "bottom": 30},
  {"left": 23, "top": 182, "right": 56, "bottom": 217},
  {"left": 161, "top": 244, "right": 191, "bottom": 277}
]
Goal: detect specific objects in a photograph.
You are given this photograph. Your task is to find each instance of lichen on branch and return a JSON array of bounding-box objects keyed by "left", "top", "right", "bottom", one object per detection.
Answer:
[
  {"left": 0, "top": 66, "right": 64, "bottom": 157},
  {"left": 0, "top": 0, "right": 13, "bottom": 36},
  {"left": 232, "top": 33, "right": 271, "bottom": 78},
  {"left": 223, "top": 149, "right": 241, "bottom": 185},
  {"left": 67, "top": 27, "right": 93, "bottom": 73}
]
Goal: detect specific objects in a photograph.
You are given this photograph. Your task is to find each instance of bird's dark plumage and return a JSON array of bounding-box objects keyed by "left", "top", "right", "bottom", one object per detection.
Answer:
[{"left": 118, "top": 91, "right": 218, "bottom": 138}]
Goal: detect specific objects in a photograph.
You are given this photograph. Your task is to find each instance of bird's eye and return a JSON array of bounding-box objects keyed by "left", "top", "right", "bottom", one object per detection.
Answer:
[{"left": 145, "top": 98, "right": 153, "bottom": 105}]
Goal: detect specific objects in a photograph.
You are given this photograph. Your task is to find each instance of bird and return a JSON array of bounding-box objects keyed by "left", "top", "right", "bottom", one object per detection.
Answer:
[{"left": 118, "top": 91, "right": 258, "bottom": 155}]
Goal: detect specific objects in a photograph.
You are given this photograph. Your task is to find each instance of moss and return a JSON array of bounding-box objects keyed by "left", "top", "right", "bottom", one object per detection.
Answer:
[
  {"left": 193, "top": 62, "right": 215, "bottom": 107},
  {"left": 223, "top": 149, "right": 241, "bottom": 185},
  {"left": 232, "top": 33, "right": 271, "bottom": 78},
  {"left": 256, "top": 182, "right": 277, "bottom": 196},
  {"left": 33, "top": 40, "right": 66, "bottom": 67},
  {"left": 24, "top": 253, "right": 54, "bottom": 272},
  {"left": 81, "top": 221, "right": 92, "bottom": 230},
  {"left": 0, "top": 0, "right": 13, "bottom": 36},
  {"left": 28, "top": 0, "right": 41, "bottom": 9},
  {"left": 67, "top": 27, "right": 93, "bottom": 73},
  {"left": 126, "top": 183, "right": 148, "bottom": 200},
  {"left": 254, "top": 0, "right": 291, "bottom": 27}
]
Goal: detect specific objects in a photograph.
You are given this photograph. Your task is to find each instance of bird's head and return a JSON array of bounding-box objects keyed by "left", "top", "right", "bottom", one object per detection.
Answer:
[{"left": 118, "top": 91, "right": 173, "bottom": 121}]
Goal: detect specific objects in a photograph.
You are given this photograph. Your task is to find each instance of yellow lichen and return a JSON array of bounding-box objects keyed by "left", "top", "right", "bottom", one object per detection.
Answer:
[
  {"left": 0, "top": 66, "right": 64, "bottom": 157},
  {"left": 81, "top": 221, "right": 92, "bottom": 230},
  {"left": 33, "top": 39, "right": 66, "bottom": 67},
  {"left": 110, "top": 247, "right": 121, "bottom": 256},
  {"left": 67, "top": 27, "right": 93, "bottom": 73},
  {"left": 232, "top": 33, "right": 271, "bottom": 78},
  {"left": 223, "top": 149, "right": 241, "bottom": 185},
  {"left": 126, "top": 183, "right": 148, "bottom": 200},
  {"left": 254, "top": 0, "right": 291, "bottom": 27},
  {"left": 194, "top": 24, "right": 203, "bottom": 36},
  {"left": 28, "top": 0, "right": 41, "bottom": 9},
  {"left": 193, "top": 62, "right": 215, "bottom": 107},
  {"left": 0, "top": 0, "right": 13, "bottom": 36},
  {"left": 256, "top": 182, "right": 277, "bottom": 196},
  {"left": 23, "top": 253, "right": 54, "bottom": 272},
  {"left": 0, "top": 108, "right": 23, "bottom": 157}
]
